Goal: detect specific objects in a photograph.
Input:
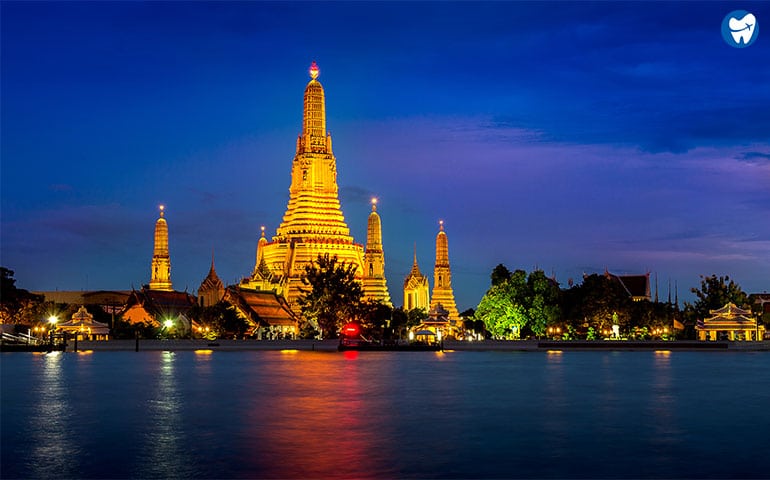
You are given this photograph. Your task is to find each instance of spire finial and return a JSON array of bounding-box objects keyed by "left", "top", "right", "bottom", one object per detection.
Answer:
[
  {"left": 309, "top": 61, "right": 319, "bottom": 80},
  {"left": 260, "top": 225, "right": 266, "bottom": 238},
  {"left": 159, "top": 204, "right": 165, "bottom": 218},
  {"left": 371, "top": 197, "right": 378, "bottom": 212},
  {"left": 413, "top": 242, "right": 418, "bottom": 264},
  {"left": 439, "top": 219, "right": 444, "bottom": 231}
]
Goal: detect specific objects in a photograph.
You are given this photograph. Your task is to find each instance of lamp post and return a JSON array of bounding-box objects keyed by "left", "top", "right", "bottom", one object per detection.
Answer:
[{"left": 48, "top": 315, "right": 58, "bottom": 349}]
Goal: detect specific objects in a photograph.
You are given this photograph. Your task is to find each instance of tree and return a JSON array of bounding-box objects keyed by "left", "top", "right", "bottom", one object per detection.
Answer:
[
  {"left": 571, "top": 274, "right": 632, "bottom": 332},
  {"left": 490, "top": 264, "right": 512, "bottom": 286},
  {"left": 189, "top": 302, "right": 249, "bottom": 339},
  {"left": 475, "top": 276, "right": 528, "bottom": 339},
  {"left": 298, "top": 254, "right": 364, "bottom": 339},
  {"left": 688, "top": 274, "right": 749, "bottom": 320},
  {"left": 356, "top": 300, "right": 392, "bottom": 337},
  {"left": 0, "top": 267, "right": 45, "bottom": 325},
  {"left": 525, "top": 270, "right": 561, "bottom": 337}
]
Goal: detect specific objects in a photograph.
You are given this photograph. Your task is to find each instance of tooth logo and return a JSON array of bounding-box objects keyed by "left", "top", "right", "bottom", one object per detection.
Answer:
[{"left": 722, "top": 10, "right": 759, "bottom": 48}]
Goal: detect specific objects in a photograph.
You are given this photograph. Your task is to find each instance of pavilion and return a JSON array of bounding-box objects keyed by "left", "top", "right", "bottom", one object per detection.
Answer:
[
  {"left": 56, "top": 306, "right": 110, "bottom": 341},
  {"left": 696, "top": 303, "right": 764, "bottom": 341}
]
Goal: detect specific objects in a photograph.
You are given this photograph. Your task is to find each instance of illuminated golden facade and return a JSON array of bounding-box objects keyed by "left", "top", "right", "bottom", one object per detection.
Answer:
[
  {"left": 149, "top": 205, "right": 172, "bottom": 291},
  {"left": 403, "top": 247, "right": 430, "bottom": 311},
  {"left": 430, "top": 221, "right": 459, "bottom": 320},
  {"left": 244, "top": 62, "right": 389, "bottom": 308},
  {"left": 362, "top": 199, "right": 391, "bottom": 305},
  {"left": 697, "top": 302, "right": 765, "bottom": 341}
]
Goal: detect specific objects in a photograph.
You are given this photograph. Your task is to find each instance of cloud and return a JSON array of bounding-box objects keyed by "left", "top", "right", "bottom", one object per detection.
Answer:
[{"left": 736, "top": 151, "right": 770, "bottom": 164}]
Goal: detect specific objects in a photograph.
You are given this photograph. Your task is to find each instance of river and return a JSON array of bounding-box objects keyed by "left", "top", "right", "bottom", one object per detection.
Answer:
[{"left": 2, "top": 349, "right": 768, "bottom": 478}]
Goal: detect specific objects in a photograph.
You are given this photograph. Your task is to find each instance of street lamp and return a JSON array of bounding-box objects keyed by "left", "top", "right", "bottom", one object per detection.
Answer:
[{"left": 48, "top": 315, "right": 58, "bottom": 347}]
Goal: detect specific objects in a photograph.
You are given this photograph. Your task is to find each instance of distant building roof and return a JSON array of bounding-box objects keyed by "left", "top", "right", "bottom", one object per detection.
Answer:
[
  {"left": 604, "top": 271, "right": 651, "bottom": 301},
  {"left": 122, "top": 288, "right": 196, "bottom": 320},
  {"left": 35, "top": 290, "right": 131, "bottom": 305}
]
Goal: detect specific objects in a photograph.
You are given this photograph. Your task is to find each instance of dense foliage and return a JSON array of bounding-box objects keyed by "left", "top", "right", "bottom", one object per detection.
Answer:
[
  {"left": 476, "top": 268, "right": 560, "bottom": 339},
  {"left": 687, "top": 274, "right": 749, "bottom": 319},
  {"left": 298, "top": 254, "right": 364, "bottom": 338},
  {"left": 0, "top": 267, "right": 45, "bottom": 325}
]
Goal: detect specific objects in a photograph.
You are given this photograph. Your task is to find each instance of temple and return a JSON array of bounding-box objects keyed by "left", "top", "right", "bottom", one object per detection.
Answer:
[
  {"left": 362, "top": 198, "right": 391, "bottom": 305},
  {"left": 242, "top": 62, "right": 390, "bottom": 309},
  {"left": 198, "top": 254, "right": 225, "bottom": 307},
  {"left": 149, "top": 205, "right": 172, "bottom": 291},
  {"left": 403, "top": 246, "right": 430, "bottom": 311},
  {"left": 429, "top": 221, "right": 460, "bottom": 321}
]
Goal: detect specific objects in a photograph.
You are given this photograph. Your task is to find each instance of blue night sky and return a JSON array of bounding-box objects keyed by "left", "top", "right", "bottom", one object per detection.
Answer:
[{"left": 2, "top": 1, "right": 769, "bottom": 310}]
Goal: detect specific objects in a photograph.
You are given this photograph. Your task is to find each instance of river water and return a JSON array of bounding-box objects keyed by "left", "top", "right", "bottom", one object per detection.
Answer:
[{"left": 2, "top": 349, "right": 768, "bottom": 479}]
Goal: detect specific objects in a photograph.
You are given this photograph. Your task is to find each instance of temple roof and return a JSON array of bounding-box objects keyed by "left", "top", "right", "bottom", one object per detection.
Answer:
[
  {"left": 709, "top": 302, "right": 751, "bottom": 316},
  {"left": 123, "top": 288, "right": 196, "bottom": 318},
  {"left": 57, "top": 306, "right": 110, "bottom": 334},
  {"left": 604, "top": 271, "right": 650, "bottom": 299},
  {"left": 225, "top": 286, "right": 297, "bottom": 327},
  {"left": 199, "top": 256, "right": 224, "bottom": 292}
]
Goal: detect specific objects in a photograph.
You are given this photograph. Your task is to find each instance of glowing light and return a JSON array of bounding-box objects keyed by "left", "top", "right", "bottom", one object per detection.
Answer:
[
  {"left": 48, "top": 316, "right": 58, "bottom": 325},
  {"left": 341, "top": 322, "right": 361, "bottom": 337},
  {"left": 164, "top": 319, "right": 174, "bottom": 329},
  {"left": 195, "top": 349, "right": 213, "bottom": 355},
  {"left": 309, "top": 61, "right": 319, "bottom": 80},
  {"left": 77, "top": 350, "right": 94, "bottom": 355},
  {"left": 280, "top": 349, "right": 299, "bottom": 354},
  {"left": 655, "top": 350, "right": 671, "bottom": 356},
  {"left": 547, "top": 350, "right": 563, "bottom": 355}
]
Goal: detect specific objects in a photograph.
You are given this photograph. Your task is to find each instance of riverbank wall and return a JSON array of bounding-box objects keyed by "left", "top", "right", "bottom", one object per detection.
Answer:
[{"left": 54, "top": 338, "right": 770, "bottom": 352}]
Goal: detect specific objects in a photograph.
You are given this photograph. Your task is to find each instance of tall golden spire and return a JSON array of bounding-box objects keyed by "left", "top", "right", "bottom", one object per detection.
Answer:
[
  {"left": 430, "top": 220, "right": 459, "bottom": 319},
  {"left": 248, "top": 62, "right": 370, "bottom": 310},
  {"left": 299, "top": 60, "right": 331, "bottom": 155},
  {"left": 254, "top": 225, "right": 267, "bottom": 274},
  {"left": 366, "top": 198, "right": 382, "bottom": 251},
  {"left": 149, "top": 205, "right": 172, "bottom": 291},
  {"left": 363, "top": 197, "right": 391, "bottom": 305},
  {"left": 276, "top": 61, "right": 349, "bottom": 240}
]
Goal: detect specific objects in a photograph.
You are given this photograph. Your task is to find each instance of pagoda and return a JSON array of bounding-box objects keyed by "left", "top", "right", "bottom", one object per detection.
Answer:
[
  {"left": 244, "top": 62, "right": 389, "bottom": 308},
  {"left": 429, "top": 221, "right": 460, "bottom": 321},
  {"left": 362, "top": 198, "right": 391, "bottom": 305},
  {"left": 149, "top": 205, "right": 172, "bottom": 291}
]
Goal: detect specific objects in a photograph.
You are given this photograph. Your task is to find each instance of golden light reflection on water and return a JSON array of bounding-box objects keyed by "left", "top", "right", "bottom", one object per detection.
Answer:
[{"left": 244, "top": 351, "right": 396, "bottom": 478}]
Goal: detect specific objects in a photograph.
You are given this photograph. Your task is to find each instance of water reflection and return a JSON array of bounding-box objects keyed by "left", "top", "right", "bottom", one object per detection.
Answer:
[
  {"left": 138, "top": 351, "right": 194, "bottom": 478},
  {"left": 27, "top": 352, "right": 78, "bottom": 479},
  {"left": 649, "top": 350, "right": 679, "bottom": 458},
  {"left": 245, "top": 352, "right": 396, "bottom": 478}
]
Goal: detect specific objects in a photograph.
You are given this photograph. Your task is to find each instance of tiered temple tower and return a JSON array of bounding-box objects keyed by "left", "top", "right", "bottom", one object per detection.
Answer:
[
  {"left": 362, "top": 198, "right": 391, "bottom": 305},
  {"left": 403, "top": 246, "right": 430, "bottom": 311},
  {"left": 430, "top": 221, "right": 459, "bottom": 320},
  {"left": 149, "top": 205, "right": 172, "bottom": 291},
  {"left": 247, "top": 62, "right": 387, "bottom": 308},
  {"left": 198, "top": 254, "right": 225, "bottom": 307}
]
